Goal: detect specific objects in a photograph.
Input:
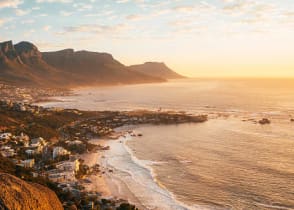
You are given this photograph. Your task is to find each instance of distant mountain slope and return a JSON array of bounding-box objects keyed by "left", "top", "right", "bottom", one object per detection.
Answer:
[
  {"left": 128, "top": 62, "right": 185, "bottom": 79},
  {"left": 42, "top": 49, "right": 164, "bottom": 85},
  {"left": 0, "top": 40, "right": 165, "bottom": 87},
  {"left": 0, "top": 41, "right": 75, "bottom": 87}
]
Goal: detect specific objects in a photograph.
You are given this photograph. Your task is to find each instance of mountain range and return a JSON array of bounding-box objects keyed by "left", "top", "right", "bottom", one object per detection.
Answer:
[{"left": 0, "top": 40, "right": 185, "bottom": 88}]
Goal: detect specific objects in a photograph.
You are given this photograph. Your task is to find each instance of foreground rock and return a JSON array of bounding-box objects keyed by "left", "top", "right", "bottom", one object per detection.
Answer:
[{"left": 0, "top": 173, "right": 63, "bottom": 210}]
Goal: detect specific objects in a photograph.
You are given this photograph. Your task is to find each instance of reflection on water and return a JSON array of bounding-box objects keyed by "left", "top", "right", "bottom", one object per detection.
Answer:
[
  {"left": 39, "top": 78, "right": 294, "bottom": 115},
  {"left": 128, "top": 119, "right": 294, "bottom": 209},
  {"left": 39, "top": 79, "right": 294, "bottom": 209}
]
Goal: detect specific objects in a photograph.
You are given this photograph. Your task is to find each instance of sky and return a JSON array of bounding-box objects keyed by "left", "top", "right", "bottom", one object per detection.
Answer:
[{"left": 0, "top": 0, "right": 294, "bottom": 78}]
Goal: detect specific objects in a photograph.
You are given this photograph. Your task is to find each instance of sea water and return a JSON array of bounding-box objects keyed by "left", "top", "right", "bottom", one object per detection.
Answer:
[{"left": 39, "top": 79, "right": 294, "bottom": 209}]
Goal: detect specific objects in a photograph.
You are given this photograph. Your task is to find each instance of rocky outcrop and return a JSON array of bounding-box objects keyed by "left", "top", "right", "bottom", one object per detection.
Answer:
[
  {"left": 128, "top": 62, "right": 185, "bottom": 79},
  {"left": 0, "top": 40, "right": 64, "bottom": 87},
  {"left": 0, "top": 173, "right": 63, "bottom": 210},
  {"left": 14, "top": 41, "right": 43, "bottom": 65},
  {"left": 0, "top": 40, "right": 23, "bottom": 65}
]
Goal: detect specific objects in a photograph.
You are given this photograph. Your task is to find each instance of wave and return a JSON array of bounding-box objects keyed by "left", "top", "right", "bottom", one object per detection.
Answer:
[{"left": 103, "top": 133, "right": 206, "bottom": 210}]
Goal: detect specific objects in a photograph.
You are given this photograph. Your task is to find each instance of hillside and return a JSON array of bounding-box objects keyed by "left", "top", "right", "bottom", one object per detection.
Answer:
[
  {"left": 0, "top": 41, "right": 65, "bottom": 87},
  {"left": 0, "top": 173, "right": 63, "bottom": 210},
  {"left": 0, "top": 40, "right": 165, "bottom": 87},
  {"left": 128, "top": 62, "right": 185, "bottom": 79},
  {"left": 42, "top": 49, "right": 164, "bottom": 85}
]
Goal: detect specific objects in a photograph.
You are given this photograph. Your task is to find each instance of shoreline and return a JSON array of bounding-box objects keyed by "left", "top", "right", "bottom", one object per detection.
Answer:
[
  {"left": 79, "top": 146, "right": 111, "bottom": 197},
  {"left": 79, "top": 137, "right": 148, "bottom": 209},
  {"left": 97, "top": 129, "right": 198, "bottom": 210}
]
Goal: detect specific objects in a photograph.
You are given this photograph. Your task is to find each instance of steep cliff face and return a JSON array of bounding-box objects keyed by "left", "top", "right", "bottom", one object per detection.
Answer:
[
  {"left": 128, "top": 62, "right": 185, "bottom": 79},
  {"left": 14, "top": 41, "right": 43, "bottom": 65},
  {"left": 0, "top": 173, "right": 63, "bottom": 210},
  {"left": 0, "top": 40, "right": 64, "bottom": 87},
  {"left": 0, "top": 41, "right": 23, "bottom": 65}
]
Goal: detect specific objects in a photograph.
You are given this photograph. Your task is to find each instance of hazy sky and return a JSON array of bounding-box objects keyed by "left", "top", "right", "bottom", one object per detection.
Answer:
[{"left": 1, "top": 0, "right": 294, "bottom": 77}]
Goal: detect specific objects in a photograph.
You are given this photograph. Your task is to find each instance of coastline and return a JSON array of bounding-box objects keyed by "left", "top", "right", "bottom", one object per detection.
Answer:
[
  {"left": 79, "top": 138, "right": 147, "bottom": 209},
  {"left": 96, "top": 128, "right": 199, "bottom": 210},
  {"left": 79, "top": 145, "right": 111, "bottom": 197}
]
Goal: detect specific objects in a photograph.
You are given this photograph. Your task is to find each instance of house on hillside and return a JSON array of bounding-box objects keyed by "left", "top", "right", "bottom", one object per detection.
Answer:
[
  {"left": 0, "top": 133, "right": 12, "bottom": 140},
  {"left": 30, "top": 137, "right": 47, "bottom": 153},
  {"left": 56, "top": 159, "right": 80, "bottom": 173},
  {"left": 53, "top": 146, "right": 70, "bottom": 159},
  {"left": 0, "top": 146, "right": 16, "bottom": 157},
  {"left": 15, "top": 159, "right": 35, "bottom": 168}
]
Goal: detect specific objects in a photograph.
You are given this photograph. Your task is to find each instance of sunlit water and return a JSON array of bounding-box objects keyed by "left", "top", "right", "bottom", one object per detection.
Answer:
[{"left": 39, "top": 79, "right": 294, "bottom": 209}]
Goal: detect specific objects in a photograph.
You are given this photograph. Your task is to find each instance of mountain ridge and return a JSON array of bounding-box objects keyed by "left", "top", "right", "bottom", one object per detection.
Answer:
[
  {"left": 128, "top": 61, "right": 185, "bottom": 79},
  {"left": 1, "top": 40, "right": 184, "bottom": 87}
]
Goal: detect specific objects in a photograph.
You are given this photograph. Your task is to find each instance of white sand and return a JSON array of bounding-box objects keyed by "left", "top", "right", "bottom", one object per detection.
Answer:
[
  {"left": 79, "top": 140, "right": 111, "bottom": 197},
  {"left": 81, "top": 136, "right": 195, "bottom": 210},
  {"left": 100, "top": 134, "right": 192, "bottom": 210}
]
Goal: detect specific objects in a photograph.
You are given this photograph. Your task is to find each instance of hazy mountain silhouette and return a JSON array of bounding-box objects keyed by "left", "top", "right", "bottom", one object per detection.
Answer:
[
  {"left": 128, "top": 62, "right": 185, "bottom": 79},
  {"left": 0, "top": 40, "right": 168, "bottom": 87}
]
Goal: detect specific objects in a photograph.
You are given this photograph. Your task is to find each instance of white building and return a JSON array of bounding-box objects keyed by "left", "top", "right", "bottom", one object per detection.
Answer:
[
  {"left": 48, "top": 170, "right": 76, "bottom": 183},
  {"left": 25, "top": 149, "right": 35, "bottom": 156},
  {"left": 30, "top": 137, "right": 46, "bottom": 147},
  {"left": 56, "top": 159, "right": 80, "bottom": 173},
  {"left": 53, "top": 147, "right": 70, "bottom": 159},
  {"left": 30, "top": 137, "right": 47, "bottom": 153},
  {"left": 0, "top": 133, "right": 12, "bottom": 140},
  {"left": 23, "top": 159, "right": 35, "bottom": 168},
  {"left": 0, "top": 146, "right": 15, "bottom": 157},
  {"left": 67, "top": 140, "right": 82, "bottom": 145},
  {"left": 16, "top": 159, "right": 35, "bottom": 168}
]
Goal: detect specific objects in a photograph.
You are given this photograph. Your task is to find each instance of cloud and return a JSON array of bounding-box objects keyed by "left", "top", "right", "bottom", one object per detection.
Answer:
[
  {"left": 0, "top": 0, "right": 23, "bottom": 9},
  {"left": 63, "top": 23, "right": 129, "bottom": 35},
  {"left": 21, "top": 19, "right": 35, "bottom": 24},
  {"left": 60, "top": 10, "right": 73, "bottom": 16},
  {"left": 36, "top": 0, "right": 72, "bottom": 3},
  {"left": 283, "top": 11, "right": 294, "bottom": 17},
  {"left": 173, "top": 5, "right": 195, "bottom": 13},
  {"left": 15, "top": 9, "right": 31, "bottom": 16},
  {"left": 223, "top": 1, "right": 250, "bottom": 13},
  {"left": 116, "top": 0, "right": 129, "bottom": 3},
  {"left": 126, "top": 14, "right": 145, "bottom": 21},
  {"left": 43, "top": 25, "right": 51, "bottom": 31},
  {"left": 0, "top": 19, "right": 6, "bottom": 26},
  {"left": 73, "top": 3, "right": 92, "bottom": 11}
]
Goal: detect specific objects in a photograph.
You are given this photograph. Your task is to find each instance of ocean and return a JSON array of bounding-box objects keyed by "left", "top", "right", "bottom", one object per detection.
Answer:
[{"left": 39, "top": 79, "right": 294, "bottom": 210}]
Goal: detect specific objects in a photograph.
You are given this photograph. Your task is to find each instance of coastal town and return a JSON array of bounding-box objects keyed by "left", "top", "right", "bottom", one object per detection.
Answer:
[
  {"left": 0, "top": 96, "right": 208, "bottom": 210},
  {"left": 0, "top": 83, "right": 71, "bottom": 103}
]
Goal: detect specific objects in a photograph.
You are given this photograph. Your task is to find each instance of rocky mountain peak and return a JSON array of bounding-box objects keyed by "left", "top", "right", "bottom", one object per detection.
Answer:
[
  {"left": 0, "top": 40, "right": 167, "bottom": 87},
  {"left": 0, "top": 40, "right": 14, "bottom": 53},
  {"left": 14, "top": 41, "right": 42, "bottom": 60}
]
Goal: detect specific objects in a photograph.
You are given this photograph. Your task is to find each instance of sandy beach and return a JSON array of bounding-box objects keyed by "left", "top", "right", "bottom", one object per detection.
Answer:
[
  {"left": 79, "top": 132, "right": 193, "bottom": 210},
  {"left": 81, "top": 137, "right": 147, "bottom": 209},
  {"left": 79, "top": 139, "right": 111, "bottom": 197},
  {"left": 100, "top": 131, "right": 195, "bottom": 210},
  {"left": 80, "top": 137, "right": 147, "bottom": 209}
]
